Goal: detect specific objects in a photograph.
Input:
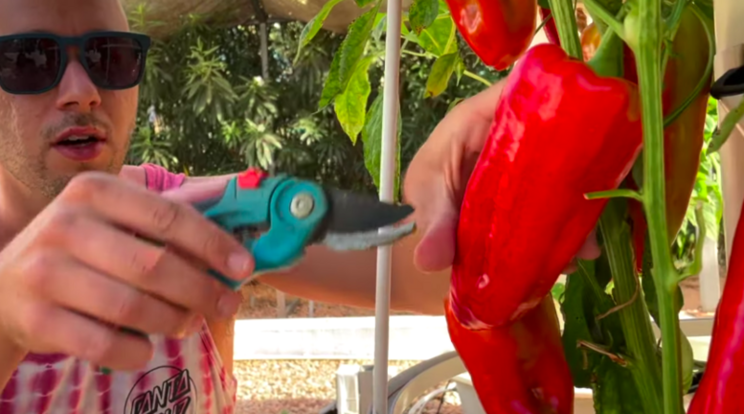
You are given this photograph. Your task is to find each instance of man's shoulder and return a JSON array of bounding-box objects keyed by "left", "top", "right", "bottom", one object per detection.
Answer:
[{"left": 119, "top": 164, "right": 187, "bottom": 192}]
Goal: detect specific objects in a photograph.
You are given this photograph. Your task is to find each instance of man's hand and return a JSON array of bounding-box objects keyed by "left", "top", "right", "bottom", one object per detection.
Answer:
[
  {"left": 0, "top": 172, "right": 250, "bottom": 371},
  {"left": 404, "top": 80, "right": 601, "bottom": 274}
]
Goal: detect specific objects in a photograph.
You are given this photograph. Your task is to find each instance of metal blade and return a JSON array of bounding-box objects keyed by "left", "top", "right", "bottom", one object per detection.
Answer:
[
  {"left": 321, "top": 187, "right": 414, "bottom": 233},
  {"left": 321, "top": 222, "right": 416, "bottom": 251}
]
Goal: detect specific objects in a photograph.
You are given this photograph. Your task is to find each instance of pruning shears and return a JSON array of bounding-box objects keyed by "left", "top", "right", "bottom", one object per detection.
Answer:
[
  {"left": 194, "top": 168, "right": 416, "bottom": 290},
  {"left": 98, "top": 168, "right": 415, "bottom": 374}
]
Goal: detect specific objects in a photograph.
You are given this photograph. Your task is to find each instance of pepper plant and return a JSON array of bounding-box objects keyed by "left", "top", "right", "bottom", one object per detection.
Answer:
[{"left": 296, "top": 0, "right": 744, "bottom": 412}]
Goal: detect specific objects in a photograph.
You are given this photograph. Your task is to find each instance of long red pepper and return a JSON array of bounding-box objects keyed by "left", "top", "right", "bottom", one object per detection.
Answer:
[
  {"left": 450, "top": 43, "right": 643, "bottom": 328},
  {"left": 687, "top": 199, "right": 744, "bottom": 413},
  {"left": 445, "top": 295, "right": 573, "bottom": 414}
]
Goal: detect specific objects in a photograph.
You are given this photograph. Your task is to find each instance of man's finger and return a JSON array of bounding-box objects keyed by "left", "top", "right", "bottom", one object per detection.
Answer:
[
  {"left": 55, "top": 214, "right": 235, "bottom": 320},
  {"left": 19, "top": 302, "right": 153, "bottom": 371},
  {"left": 34, "top": 252, "right": 192, "bottom": 337},
  {"left": 60, "top": 173, "right": 253, "bottom": 283},
  {"left": 576, "top": 229, "right": 601, "bottom": 260},
  {"left": 413, "top": 199, "right": 458, "bottom": 273},
  {"left": 161, "top": 178, "right": 230, "bottom": 204}
]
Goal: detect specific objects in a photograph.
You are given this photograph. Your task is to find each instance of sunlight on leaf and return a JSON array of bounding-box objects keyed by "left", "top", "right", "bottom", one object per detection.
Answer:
[
  {"left": 335, "top": 55, "right": 375, "bottom": 144},
  {"left": 424, "top": 52, "right": 460, "bottom": 98},
  {"left": 295, "top": 0, "right": 347, "bottom": 64},
  {"left": 319, "top": 1, "right": 382, "bottom": 108},
  {"left": 409, "top": 0, "right": 439, "bottom": 34}
]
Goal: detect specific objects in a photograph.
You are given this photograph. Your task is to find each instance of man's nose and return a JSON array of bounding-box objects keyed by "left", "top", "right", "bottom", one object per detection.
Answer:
[{"left": 55, "top": 59, "right": 102, "bottom": 112}]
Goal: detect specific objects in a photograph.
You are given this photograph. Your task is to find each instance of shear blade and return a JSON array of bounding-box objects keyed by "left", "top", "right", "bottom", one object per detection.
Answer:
[
  {"left": 322, "top": 222, "right": 416, "bottom": 251},
  {"left": 310, "top": 187, "right": 415, "bottom": 249},
  {"left": 321, "top": 187, "right": 414, "bottom": 233}
]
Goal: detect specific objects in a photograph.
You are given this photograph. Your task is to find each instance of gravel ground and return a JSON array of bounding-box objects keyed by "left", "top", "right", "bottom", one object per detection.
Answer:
[
  {"left": 238, "top": 282, "right": 415, "bottom": 319},
  {"left": 234, "top": 283, "right": 462, "bottom": 414},
  {"left": 234, "top": 359, "right": 462, "bottom": 414}
]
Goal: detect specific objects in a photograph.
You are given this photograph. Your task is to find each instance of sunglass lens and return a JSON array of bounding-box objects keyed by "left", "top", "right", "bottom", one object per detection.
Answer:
[
  {"left": 84, "top": 35, "right": 144, "bottom": 89},
  {"left": 0, "top": 37, "right": 61, "bottom": 93}
]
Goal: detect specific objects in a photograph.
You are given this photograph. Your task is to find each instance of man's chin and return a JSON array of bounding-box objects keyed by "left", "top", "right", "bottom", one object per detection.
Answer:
[{"left": 47, "top": 151, "right": 121, "bottom": 176}]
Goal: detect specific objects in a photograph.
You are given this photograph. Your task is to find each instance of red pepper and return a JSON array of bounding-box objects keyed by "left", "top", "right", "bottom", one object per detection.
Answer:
[
  {"left": 450, "top": 43, "right": 643, "bottom": 327},
  {"left": 539, "top": 7, "right": 560, "bottom": 45},
  {"left": 444, "top": 0, "right": 538, "bottom": 70},
  {"left": 445, "top": 294, "right": 573, "bottom": 414},
  {"left": 687, "top": 198, "right": 744, "bottom": 413},
  {"left": 582, "top": 10, "right": 710, "bottom": 265}
]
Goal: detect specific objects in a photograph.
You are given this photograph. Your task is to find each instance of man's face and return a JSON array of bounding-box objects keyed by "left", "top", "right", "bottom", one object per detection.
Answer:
[{"left": 0, "top": 0, "right": 139, "bottom": 198}]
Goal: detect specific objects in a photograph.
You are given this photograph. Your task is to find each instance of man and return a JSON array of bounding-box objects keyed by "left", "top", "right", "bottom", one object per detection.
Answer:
[{"left": 0, "top": 0, "right": 599, "bottom": 412}]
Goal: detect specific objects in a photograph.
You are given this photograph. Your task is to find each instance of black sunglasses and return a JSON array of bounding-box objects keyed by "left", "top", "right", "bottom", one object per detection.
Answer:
[{"left": 0, "top": 31, "right": 151, "bottom": 95}]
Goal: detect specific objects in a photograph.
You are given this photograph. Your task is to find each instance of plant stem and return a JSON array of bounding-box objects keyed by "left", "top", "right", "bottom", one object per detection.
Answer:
[
  {"left": 582, "top": 0, "right": 625, "bottom": 39},
  {"left": 599, "top": 200, "right": 664, "bottom": 414},
  {"left": 584, "top": 188, "right": 642, "bottom": 201},
  {"left": 462, "top": 71, "right": 492, "bottom": 86},
  {"left": 548, "top": 0, "right": 581, "bottom": 59},
  {"left": 631, "top": 0, "right": 685, "bottom": 411}
]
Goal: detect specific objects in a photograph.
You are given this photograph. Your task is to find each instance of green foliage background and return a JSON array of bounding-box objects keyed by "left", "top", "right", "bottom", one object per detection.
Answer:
[{"left": 125, "top": 3, "right": 501, "bottom": 197}]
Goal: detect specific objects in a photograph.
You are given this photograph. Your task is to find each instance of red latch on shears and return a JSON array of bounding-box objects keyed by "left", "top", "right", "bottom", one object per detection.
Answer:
[{"left": 237, "top": 167, "right": 267, "bottom": 189}]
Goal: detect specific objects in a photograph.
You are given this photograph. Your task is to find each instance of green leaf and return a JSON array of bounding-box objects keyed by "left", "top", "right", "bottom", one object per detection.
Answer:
[
  {"left": 681, "top": 334, "right": 694, "bottom": 393},
  {"left": 424, "top": 52, "right": 460, "bottom": 98},
  {"left": 561, "top": 263, "right": 600, "bottom": 388},
  {"left": 362, "top": 94, "right": 403, "bottom": 200},
  {"left": 592, "top": 357, "right": 646, "bottom": 414},
  {"left": 551, "top": 282, "right": 566, "bottom": 303},
  {"left": 538, "top": 0, "right": 550, "bottom": 8},
  {"left": 414, "top": 15, "right": 458, "bottom": 56},
  {"left": 295, "top": 0, "right": 347, "bottom": 64},
  {"left": 335, "top": 55, "right": 375, "bottom": 144},
  {"left": 409, "top": 0, "right": 439, "bottom": 34},
  {"left": 319, "top": 1, "right": 381, "bottom": 109},
  {"left": 355, "top": 0, "right": 375, "bottom": 6}
]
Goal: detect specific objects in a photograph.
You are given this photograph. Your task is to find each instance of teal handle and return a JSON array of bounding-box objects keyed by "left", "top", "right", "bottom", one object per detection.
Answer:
[{"left": 199, "top": 174, "right": 328, "bottom": 290}]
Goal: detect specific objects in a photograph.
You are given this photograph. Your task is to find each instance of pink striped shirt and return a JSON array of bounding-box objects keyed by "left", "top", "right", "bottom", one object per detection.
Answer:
[{"left": 0, "top": 164, "right": 238, "bottom": 414}]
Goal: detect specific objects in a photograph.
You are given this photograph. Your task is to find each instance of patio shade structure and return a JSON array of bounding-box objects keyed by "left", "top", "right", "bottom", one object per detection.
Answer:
[{"left": 121, "top": 0, "right": 413, "bottom": 37}]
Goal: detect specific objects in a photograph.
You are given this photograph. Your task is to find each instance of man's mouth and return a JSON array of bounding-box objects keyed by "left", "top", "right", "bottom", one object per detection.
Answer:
[
  {"left": 52, "top": 126, "right": 108, "bottom": 161},
  {"left": 54, "top": 135, "right": 104, "bottom": 146}
]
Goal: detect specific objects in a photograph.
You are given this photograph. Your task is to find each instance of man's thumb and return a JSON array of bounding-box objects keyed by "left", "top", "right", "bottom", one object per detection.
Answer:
[{"left": 413, "top": 209, "right": 458, "bottom": 273}]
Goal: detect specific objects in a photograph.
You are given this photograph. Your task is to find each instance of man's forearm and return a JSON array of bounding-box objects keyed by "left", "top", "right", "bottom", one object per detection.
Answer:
[{"left": 259, "top": 227, "right": 451, "bottom": 315}]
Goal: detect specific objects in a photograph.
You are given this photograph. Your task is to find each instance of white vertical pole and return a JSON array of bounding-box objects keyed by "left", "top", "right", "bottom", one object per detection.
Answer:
[
  {"left": 699, "top": 237, "right": 721, "bottom": 312},
  {"left": 373, "top": 0, "right": 402, "bottom": 412}
]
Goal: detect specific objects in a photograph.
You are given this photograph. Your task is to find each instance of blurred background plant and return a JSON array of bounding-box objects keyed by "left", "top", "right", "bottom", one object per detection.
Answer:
[{"left": 125, "top": 2, "right": 500, "bottom": 195}]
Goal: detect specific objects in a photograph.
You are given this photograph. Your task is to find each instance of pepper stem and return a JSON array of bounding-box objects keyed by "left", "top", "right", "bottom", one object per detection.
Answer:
[
  {"left": 629, "top": 0, "right": 685, "bottom": 411},
  {"left": 548, "top": 0, "right": 581, "bottom": 59}
]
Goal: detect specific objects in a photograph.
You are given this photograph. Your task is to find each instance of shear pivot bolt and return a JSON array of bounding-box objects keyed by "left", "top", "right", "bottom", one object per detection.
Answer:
[{"left": 290, "top": 193, "right": 315, "bottom": 218}]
